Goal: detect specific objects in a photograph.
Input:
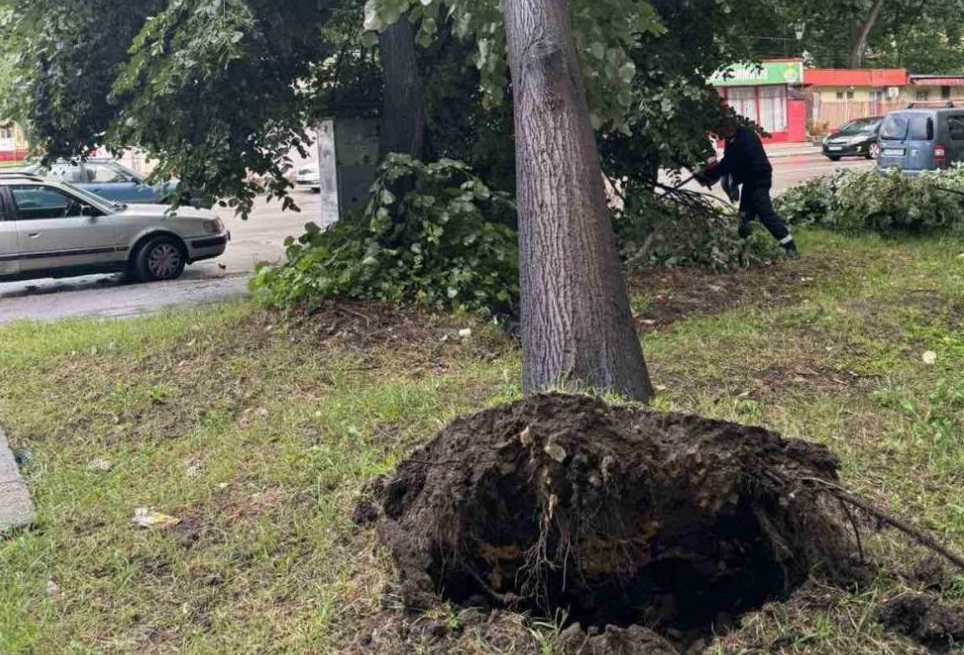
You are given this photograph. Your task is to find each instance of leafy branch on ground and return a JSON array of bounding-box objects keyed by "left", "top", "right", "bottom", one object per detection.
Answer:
[
  {"left": 254, "top": 154, "right": 790, "bottom": 317},
  {"left": 614, "top": 184, "right": 784, "bottom": 272},
  {"left": 777, "top": 167, "right": 964, "bottom": 236},
  {"left": 250, "top": 154, "right": 519, "bottom": 316}
]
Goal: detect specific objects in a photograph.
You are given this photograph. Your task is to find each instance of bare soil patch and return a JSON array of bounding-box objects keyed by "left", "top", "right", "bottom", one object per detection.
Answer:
[{"left": 628, "top": 254, "right": 850, "bottom": 332}]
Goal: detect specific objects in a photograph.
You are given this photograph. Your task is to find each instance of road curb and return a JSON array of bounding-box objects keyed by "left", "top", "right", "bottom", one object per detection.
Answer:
[
  {"left": 767, "top": 149, "right": 823, "bottom": 159},
  {"left": 0, "top": 425, "right": 35, "bottom": 533}
]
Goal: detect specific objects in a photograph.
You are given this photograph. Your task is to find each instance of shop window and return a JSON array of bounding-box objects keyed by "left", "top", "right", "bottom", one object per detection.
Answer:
[
  {"left": 916, "top": 90, "right": 930, "bottom": 101},
  {"left": 835, "top": 91, "right": 844, "bottom": 100},
  {"left": 759, "top": 86, "right": 788, "bottom": 133},
  {"left": 726, "top": 87, "right": 758, "bottom": 125},
  {"left": 942, "top": 86, "right": 952, "bottom": 100}
]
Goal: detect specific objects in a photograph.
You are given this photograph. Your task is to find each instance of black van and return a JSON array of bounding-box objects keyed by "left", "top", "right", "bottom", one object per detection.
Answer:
[{"left": 877, "top": 108, "right": 964, "bottom": 174}]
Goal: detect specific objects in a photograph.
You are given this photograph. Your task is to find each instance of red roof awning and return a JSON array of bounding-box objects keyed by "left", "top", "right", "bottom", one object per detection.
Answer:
[{"left": 911, "top": 77, "right": 964, "bottom": 86}]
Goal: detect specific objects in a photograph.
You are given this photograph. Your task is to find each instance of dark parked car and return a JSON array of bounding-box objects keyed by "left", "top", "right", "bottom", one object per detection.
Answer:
[{"left": 822, "top": 117, "right": 883, "bottom": 161}]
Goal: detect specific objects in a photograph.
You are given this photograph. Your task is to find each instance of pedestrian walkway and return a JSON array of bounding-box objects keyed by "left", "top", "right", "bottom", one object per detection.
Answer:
[
  {"left": 711, "top": 141, "right": 822, "bottom": 160},
  {"left": 764, "top": 142, "right": 823, "bottom": 159},
  {"left": 0, "top": 425, "right": 35, "bottom": 533}
]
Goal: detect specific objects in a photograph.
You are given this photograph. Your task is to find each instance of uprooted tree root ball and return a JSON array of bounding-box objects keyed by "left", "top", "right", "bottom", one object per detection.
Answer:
[{"left": 368, "top": 393, "right": 868, "bottom": 651}]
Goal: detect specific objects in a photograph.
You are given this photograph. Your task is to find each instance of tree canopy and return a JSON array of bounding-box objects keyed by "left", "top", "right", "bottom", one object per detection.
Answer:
[
  {"left": 6, "top": 0, "right": 964, "bottom": 218},
  {"left": 762, "top": 0, "right": 964, "bottom": 71},
  {"left": 0, "top": 0, "right": 339, "bottom": 213}
]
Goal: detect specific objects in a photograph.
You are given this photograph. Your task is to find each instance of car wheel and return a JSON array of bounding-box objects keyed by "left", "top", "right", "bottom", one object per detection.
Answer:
[
  {"left": 135, "top": 236, "right": 186, "bottom": 282},
  {"left": 867, "top": 143, "right": 880, "bottom": 160},
  {"left": 828, "top": 156, "right": 842, "bottom": 162}
]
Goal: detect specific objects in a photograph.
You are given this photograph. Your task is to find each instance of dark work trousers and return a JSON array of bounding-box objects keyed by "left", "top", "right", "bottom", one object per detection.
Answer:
[{"left": 739, "top": 183, "right": 795, "bottom": 250}]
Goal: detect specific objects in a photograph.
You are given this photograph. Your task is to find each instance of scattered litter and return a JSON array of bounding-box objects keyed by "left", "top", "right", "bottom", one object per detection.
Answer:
[
  {"left": 458, "top": 328, "right": 473, "bottom": 339},
  {"left": 45, "top": 580, "right": 59, "bottom": 596},
  {"left": 86, "top": 458, "right": 112, "bottom": 472},
  {"left": 923, "top": 351, "right": 937, "bottom": 365},
  {"left": 132, "top": 508, "right": 180, "bottom": 529}
]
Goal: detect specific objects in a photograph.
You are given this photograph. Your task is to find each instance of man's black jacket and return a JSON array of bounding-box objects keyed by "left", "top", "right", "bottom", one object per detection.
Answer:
[{"left": 710, "top": 126, "right": 773, "bottom": 187}]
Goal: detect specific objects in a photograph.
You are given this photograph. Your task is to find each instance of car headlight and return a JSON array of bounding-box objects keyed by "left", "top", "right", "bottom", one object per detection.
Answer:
[
  {"left": 203, "top": 219, "right": 224, "bottom": 234},
  {"left": 849, "top": 136, "right": 867, "bottom": 144}
]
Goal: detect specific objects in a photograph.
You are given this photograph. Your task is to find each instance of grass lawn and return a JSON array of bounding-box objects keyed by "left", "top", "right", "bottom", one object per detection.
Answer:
[{"left": 2, "top": 228, "right": 964, "bottom": 654}]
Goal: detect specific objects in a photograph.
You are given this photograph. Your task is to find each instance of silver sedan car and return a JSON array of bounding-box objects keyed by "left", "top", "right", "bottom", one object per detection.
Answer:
[{"left": 0, "top": 172, "right": 229, "bottom": 283}]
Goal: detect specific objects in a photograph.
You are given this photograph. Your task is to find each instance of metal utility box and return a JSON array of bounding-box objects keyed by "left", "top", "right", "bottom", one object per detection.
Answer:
[{"left": 316, "top": 117, "right": 381, "bottom": 223}]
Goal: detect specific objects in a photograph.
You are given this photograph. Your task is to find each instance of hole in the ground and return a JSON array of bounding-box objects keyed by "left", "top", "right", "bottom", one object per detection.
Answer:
[
  {"left": 434, "top": 478, "right": 803, "bottom": 645},
  {"left": 377, "top": 394, "right": 858, "bottom": 651}
]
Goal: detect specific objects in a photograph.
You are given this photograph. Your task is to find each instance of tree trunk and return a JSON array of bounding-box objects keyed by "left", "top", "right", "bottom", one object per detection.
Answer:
[
  {"left": 503, "top": 0, "right": 654, "bottom": 401},
  {"left": 848, "top": 0, "right": 887, "bottom": 68},
  {"left": 378, "top": 14, "right": 426, "bottom": 160}
]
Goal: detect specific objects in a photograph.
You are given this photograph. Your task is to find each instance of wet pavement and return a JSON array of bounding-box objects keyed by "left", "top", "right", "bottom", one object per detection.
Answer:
[{"left": 0, "top": 155, "right": 871, "bottom": 324}]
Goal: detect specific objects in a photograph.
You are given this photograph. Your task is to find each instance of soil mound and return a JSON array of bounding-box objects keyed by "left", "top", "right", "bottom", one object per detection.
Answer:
[
  {"left": 373, "top": 393, "right": 860, "bottom": 648},
  {"left": 878, "top": 593, "right": 964, "bottom": 653}
]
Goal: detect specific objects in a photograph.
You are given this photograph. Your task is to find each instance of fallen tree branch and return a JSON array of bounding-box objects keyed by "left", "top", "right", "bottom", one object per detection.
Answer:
[{"left": 800, "top": 476, "right": 964, "bottom": 571}]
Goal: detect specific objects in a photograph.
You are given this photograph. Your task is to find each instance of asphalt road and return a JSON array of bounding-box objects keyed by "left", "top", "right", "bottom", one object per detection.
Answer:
[{"left": 0, "top": 152, "right": 873, "bottom": 324}]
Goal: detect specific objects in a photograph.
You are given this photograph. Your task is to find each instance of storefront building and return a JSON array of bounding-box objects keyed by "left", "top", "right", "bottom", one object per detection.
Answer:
[
  {"left": 0, "top": 122, "right": 29, "bottom": 162},
  {"left": 709, "top": 59, "right": 807, "bottom": 143},
  {"left": 803, "top": 68, "right": 908, "bottom": 129},
  {"left": 908, "top": 75, "right": 964, "bottom": 104}
]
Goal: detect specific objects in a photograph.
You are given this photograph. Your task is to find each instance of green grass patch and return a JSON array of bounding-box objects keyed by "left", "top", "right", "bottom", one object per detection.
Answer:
[{"left": 2, "top": 228, "right": 964, "bottom": 654}]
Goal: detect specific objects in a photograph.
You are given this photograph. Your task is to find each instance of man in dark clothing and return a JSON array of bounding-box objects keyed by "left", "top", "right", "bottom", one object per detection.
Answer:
[{"left": 697, "top": 119, "right": 798, "bottom": 256}]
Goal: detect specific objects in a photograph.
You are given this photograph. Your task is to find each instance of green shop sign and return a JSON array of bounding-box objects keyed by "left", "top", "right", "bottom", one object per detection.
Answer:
[{"left": 710, "top": 62, "right": 803, "bottom": 87}]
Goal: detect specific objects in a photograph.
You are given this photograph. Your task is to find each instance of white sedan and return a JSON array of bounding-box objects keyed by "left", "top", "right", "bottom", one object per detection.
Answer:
[{"left": 0, "top": 172, "right": 229, "bottom": 283}]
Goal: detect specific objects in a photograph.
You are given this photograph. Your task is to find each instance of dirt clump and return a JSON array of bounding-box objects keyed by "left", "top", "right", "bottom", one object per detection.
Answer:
[
  {"left": 372, "top": 393, "right": 862, "bottom": 651},
  {"left": 877, "top": 593, "right": 964, "bottom": 653},
  {"left": 557, "top": 624, "right": 680, "bottom": 655}
]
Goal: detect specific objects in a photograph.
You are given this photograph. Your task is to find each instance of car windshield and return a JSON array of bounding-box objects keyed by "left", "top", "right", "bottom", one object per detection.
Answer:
[
  {"left": 91, "top": 160, "right": 142, "bottom": 183},
  {"left": 59, "top": 181, "right": 122, "bottom": 212},
  {"left": 838, "top": 119, "right": 879, "bottom": 135}
]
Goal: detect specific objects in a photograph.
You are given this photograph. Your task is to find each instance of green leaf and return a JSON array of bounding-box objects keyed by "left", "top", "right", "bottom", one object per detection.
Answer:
[{"left": 618, "top": 61, "right": 636, "bottom": 84}]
